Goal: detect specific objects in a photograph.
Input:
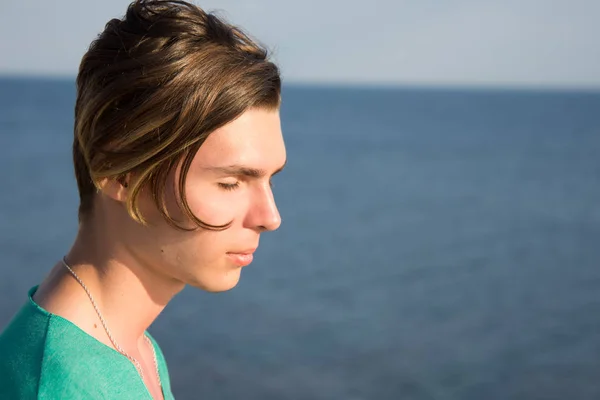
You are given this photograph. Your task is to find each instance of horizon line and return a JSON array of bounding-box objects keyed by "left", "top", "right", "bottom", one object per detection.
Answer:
[{"left": 1, "top": 73, "right": 600, "bottom": 94}]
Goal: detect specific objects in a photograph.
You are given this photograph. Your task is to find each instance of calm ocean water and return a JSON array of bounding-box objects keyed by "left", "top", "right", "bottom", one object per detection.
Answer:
[{"left": 1, "top": 77, "right": 600, "bottom": 399}]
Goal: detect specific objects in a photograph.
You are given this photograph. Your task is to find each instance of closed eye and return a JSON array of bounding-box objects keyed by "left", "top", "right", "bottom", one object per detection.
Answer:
[{"left": 218, "top": 182, "right": 240, "bottom": 191}]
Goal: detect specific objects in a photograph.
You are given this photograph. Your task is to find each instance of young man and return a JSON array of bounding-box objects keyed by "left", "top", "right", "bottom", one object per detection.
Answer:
[{"left": 0, "top": 1, "right": 285, "bottom": 398}]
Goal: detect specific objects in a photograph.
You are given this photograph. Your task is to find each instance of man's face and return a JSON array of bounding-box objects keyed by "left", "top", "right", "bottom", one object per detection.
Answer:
[{"left": 119, "top": 107, "right": 286, "bottom": 292}]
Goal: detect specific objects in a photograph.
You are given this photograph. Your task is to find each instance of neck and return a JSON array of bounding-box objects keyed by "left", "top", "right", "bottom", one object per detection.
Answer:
[{"left": 36, "top": 219, "right": 185, "bottom": 352}]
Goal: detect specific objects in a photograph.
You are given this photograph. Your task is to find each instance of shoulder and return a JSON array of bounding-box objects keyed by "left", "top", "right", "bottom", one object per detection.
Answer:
[
  {"left": 37, "top": 359, "right": 112, "bottom": 400},
  {"left": 0, "top": 294, "right": 50, "bottom": 399},
  {"left": 37, "top": 318, "right": 117, "bottom": 399}
]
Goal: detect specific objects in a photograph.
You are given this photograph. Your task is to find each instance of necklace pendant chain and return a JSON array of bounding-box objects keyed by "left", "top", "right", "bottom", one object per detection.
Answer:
[{"left": 61, "top": 257, "right": 162, "bottom": 390}]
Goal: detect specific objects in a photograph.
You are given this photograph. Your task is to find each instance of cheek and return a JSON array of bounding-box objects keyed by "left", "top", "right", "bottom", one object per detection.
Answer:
[
  {"left": 183, "top": 185, "right": 241, "bottom": 227},
  {"left": 136, "top": 166, "right": 245, "bottom": 227}
]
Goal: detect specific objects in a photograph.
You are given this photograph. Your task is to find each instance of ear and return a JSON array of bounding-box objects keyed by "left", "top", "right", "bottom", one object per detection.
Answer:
[{"left": 97, "top": 175, "right": 129, "bottom": 203}]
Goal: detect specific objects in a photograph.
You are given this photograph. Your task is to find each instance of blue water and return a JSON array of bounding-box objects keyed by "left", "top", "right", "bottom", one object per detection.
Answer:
[{"left": 1, "top": 77, "right": 600, "bottom": 399}]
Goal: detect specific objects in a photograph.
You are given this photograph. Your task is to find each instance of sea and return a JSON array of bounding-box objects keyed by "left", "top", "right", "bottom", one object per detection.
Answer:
[{"left": 1, "top": 77, "right": 599, "bottom": 400}]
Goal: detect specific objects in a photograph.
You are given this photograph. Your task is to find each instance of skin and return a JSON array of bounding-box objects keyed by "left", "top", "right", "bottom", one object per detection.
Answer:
[{"left": 33, "top": 108, "right": 286, "bottom": 400}]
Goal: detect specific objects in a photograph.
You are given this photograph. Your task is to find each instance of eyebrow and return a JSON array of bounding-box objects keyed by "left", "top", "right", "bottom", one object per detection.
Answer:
[{"left": 205, "top": 160, "right": 286, "bottom": 179}]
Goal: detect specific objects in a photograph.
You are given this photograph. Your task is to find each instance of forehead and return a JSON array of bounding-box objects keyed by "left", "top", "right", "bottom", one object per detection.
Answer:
[{"left": 193, "top": 108, "right": 286, "bottom": 169}]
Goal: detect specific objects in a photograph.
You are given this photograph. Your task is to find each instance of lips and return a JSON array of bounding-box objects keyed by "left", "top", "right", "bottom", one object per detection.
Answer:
[
  {"left": 231, "top": 248, "right": 258, "bottom": 254},
  {"left": 226, "top": 248, "right": 257, "bottom": 267}
]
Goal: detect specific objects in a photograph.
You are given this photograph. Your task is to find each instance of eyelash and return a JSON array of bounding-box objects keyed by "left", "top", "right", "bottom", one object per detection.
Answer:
[
  {"left": 218, "top": 180, "right": 275, "bottom": 191},
  {"left": 218, "top": 182, "right": 240, "bottom": 191}
]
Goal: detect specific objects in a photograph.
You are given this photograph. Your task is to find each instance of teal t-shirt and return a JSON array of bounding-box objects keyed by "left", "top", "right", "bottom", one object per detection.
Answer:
[{"left": 0, "top": 286, "right": 175, "bottom": 399}]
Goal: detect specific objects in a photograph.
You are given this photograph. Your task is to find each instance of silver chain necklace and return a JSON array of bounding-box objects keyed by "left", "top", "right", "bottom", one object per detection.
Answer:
[{"left": 61, "top": 257, "right": 162, "bottom": 390}]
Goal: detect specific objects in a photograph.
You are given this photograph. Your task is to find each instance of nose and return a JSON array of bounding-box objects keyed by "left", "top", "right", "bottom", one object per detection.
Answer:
[{"left": 247, "top": 184, "right": 281, "bottom": 232}]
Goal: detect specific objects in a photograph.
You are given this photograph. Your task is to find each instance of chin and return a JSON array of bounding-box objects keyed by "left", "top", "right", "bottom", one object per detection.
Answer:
[{"left": 191, "top": 268, "right": 242, "bottom": 293}]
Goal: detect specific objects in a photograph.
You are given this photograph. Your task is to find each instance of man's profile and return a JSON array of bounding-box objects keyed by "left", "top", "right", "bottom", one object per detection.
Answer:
[{"left": 0, "top": 1, "right": 285, "bottom": 398}]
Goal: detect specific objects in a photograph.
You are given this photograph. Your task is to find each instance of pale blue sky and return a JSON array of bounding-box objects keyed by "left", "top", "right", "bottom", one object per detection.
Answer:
[{"left": 1, "top": 0, "right": 599, "bottom": 88}]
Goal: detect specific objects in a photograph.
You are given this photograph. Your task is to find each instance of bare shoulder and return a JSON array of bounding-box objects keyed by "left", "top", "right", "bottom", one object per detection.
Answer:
[{"left": 33, "top": 263, "right": 98, "bottom": 334}]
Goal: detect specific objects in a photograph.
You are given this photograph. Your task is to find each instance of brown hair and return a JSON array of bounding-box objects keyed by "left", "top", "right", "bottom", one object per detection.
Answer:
[{"left": 73, "top": 0, "right": 281, "bottom": 230}]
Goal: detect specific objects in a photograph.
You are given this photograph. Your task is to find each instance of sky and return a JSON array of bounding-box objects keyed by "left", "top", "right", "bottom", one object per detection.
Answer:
[{"left": 1, "top": 0, "right": 599, "bottom": 88}]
